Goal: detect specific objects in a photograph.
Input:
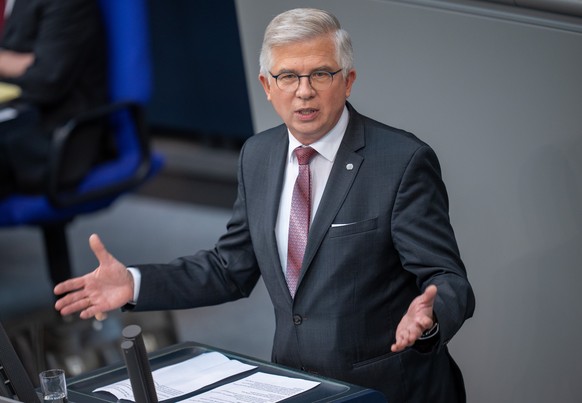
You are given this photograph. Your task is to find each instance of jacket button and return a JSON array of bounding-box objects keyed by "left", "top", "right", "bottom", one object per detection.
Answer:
[{"left": 293, "top": 314, "right": 302, "bottom": 325}]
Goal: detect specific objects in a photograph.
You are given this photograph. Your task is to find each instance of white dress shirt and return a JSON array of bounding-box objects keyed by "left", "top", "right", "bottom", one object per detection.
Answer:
[
  {"left": 275, "top": 106, "right": 349, "bottom": 273},
  {"left": 5, "top": 0, "right": 14, "bottom": 18}
]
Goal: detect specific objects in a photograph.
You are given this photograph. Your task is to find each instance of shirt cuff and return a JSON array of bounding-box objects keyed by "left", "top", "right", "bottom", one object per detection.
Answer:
[{"left": 127, "top": 267, "right": 141, "bottom": 304}]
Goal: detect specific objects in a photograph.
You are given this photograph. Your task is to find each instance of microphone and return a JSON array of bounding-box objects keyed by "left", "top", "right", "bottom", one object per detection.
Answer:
[{"left": 121, "top": 324, "right": 158, "bottom": 403}]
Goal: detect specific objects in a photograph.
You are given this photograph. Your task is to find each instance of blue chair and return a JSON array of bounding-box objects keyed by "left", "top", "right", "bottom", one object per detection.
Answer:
[{"left": 0, "top": 0, "right": 164, "bottom": 287}]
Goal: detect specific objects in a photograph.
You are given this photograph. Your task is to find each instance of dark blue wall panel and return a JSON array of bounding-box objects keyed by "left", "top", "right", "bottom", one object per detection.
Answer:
[{"left": 146, "top": 0, "right": 254, "bottom": 140}]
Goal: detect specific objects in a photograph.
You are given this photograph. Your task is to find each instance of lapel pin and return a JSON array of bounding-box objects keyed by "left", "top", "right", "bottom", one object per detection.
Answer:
[{"left": 346, "top": 163, "right": 354, "bottom": 171}]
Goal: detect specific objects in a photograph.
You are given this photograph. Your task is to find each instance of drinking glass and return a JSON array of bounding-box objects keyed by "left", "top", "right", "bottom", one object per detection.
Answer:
[{"left": 39, "top": 369, "right": 68, "bottom": 403}]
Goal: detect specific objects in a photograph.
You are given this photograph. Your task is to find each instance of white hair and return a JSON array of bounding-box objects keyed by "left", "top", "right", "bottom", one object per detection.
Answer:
[{"left": 259, "top": 8, "right": 354, "bottom": 78}]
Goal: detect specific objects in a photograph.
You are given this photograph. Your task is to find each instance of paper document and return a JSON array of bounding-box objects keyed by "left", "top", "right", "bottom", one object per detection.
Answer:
[
  {"left": 93, "top": 351, "right": 257, "bottom": 402},
  {"left": 0, "top": 107, "right": 18, "bottom": 122},
  {"left": 179, "top": 372, "right": 320, "bottom": 402},
  {"left": 0, "top": 82, "right": 21, "bottom": 103}
]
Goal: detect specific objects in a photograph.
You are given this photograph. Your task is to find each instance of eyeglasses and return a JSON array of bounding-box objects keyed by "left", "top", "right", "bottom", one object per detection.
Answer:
[{"left": 269, "top": 69, "right": 343, "bottom": 92}]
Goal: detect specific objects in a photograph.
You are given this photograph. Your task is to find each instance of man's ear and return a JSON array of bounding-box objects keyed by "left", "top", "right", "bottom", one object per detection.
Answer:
[
  {"left": 345, "top": 69, "right": 357, "bottom": 99},
  {"left": 259, "top": 74, "right": 272, "bottom": 101}
]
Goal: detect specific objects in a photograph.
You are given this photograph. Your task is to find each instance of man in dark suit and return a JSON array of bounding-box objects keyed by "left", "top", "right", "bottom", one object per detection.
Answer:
[
  {"left": 54, "top": 8, "right": 475, "bottom": 402},
  {"left": 0, "top": 0, "right": 107, "bottom": 197}
]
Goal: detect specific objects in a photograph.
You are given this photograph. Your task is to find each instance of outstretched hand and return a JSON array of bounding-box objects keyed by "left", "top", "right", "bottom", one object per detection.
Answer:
[
  {"left": 54, "top": 234, "right": 134, "bottom": 320},
  {"left": 391, "top": 285, "right": 438, "bottom": 353}
]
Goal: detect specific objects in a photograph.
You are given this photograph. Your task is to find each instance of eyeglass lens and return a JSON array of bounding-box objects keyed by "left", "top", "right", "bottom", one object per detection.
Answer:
[{"left": 276, "top": 71, "right": 336, "bottom": 92}]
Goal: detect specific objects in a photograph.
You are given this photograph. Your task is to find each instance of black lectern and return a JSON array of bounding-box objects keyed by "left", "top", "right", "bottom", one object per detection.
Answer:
[{"left": 66, "top": 342, "right": 386, "bottom": 402}]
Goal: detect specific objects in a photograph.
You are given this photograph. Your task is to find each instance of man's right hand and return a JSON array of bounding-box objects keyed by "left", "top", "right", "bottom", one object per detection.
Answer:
[{"left": 54, "top": 233, "right": 134, "bottom": 320}]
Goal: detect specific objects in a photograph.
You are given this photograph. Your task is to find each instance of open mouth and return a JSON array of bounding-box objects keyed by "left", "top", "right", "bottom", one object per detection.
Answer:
[{"left": 296, "top": 108, "right": 318, "bottom": 119}]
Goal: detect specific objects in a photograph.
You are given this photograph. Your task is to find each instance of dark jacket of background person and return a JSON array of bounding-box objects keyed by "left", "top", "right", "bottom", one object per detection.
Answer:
[{"left": 0, "top": 0, "right": 108, "bottom": 195}]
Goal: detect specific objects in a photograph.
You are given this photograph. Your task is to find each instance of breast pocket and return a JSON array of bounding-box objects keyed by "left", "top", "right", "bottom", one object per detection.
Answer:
[{"left": 328, "top": 217, "right": 378, "bottom": 238}]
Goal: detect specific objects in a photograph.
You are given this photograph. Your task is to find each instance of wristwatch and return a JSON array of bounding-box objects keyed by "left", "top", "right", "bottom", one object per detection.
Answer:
[{"left": 419, "top": 321, "right": 439, "bottom": 340}]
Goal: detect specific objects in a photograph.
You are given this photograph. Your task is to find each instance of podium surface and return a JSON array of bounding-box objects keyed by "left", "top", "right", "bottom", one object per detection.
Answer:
[{"left": 66, "top": 342, "right": 386, "bottom": 402}]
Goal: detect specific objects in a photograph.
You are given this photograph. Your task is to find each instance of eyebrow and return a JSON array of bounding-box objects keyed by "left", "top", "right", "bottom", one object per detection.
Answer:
[{"left": 272, "top": 65, "right": 337, "bottom": 75}]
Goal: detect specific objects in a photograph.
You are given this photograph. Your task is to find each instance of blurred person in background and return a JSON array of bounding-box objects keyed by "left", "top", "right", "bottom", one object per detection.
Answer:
[{"left": 0, "top": 0, "right": 108, "bottom": 198}]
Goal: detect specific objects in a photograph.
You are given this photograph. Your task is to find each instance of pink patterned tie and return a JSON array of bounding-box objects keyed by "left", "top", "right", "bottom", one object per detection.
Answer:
[{"left": 286, "top": 146, "right": 317, "bottom": 298}]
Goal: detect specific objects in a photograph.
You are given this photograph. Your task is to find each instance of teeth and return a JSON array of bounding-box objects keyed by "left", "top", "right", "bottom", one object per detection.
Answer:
[{"left": 299, "top": 109, "right": 315, "bottom": 114}]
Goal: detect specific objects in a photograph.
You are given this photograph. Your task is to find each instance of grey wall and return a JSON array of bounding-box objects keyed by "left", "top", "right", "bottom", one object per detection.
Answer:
[{"left": 234, "top": 0, "right": 582, "bottom": 402}]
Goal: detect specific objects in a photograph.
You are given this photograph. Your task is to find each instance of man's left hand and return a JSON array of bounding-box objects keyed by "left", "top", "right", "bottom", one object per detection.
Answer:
[{"left": 391, "top": 285, "right": 438, "bottom": 352}]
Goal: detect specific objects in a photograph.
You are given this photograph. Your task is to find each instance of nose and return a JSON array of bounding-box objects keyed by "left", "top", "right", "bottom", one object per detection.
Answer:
[{"left": 295, "top": 76, "right": 315, "bottom": 98}]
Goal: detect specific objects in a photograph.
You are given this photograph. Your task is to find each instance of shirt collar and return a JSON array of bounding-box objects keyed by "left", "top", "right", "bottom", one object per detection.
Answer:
[{"left": 287, "top": 105, "right": 349, "bottom": 163}]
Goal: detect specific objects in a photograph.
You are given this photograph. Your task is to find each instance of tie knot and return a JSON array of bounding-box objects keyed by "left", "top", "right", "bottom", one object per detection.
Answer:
[{"left": 294, "top": 146, "right": 317, "bottom": 165}]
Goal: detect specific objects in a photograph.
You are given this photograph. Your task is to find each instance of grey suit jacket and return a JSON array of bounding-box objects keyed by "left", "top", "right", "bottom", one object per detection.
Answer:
[{"left": 135, "top": 103, "right": 476, "bottom": 402}]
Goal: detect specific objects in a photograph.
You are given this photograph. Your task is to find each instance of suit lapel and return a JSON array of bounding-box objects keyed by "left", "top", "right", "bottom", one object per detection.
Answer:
[
  {"left": 299, "top": 105, "right": 366, "bottom": 284},
  {"left": 3, "top": 0, "right": 27, "bottom": 42},
  {"left": 261, "top": 128, "right": 291, "bottom": 297}
]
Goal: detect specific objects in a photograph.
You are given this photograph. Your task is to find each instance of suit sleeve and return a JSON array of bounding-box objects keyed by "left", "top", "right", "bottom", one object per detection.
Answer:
[
  {"left": 391, "top": 145, "right": 475, "bottom": 347},
  {"left": 9, "top": 0, "right": 103, "bottom": 104},
  {"left": 131, "top": 143, "right": 261, "bottom": 311}
]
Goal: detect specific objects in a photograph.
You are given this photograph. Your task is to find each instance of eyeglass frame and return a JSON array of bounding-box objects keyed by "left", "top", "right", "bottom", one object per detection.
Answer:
[{"left": 269, "top": 68, "right": 344, "bottom": 92}]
